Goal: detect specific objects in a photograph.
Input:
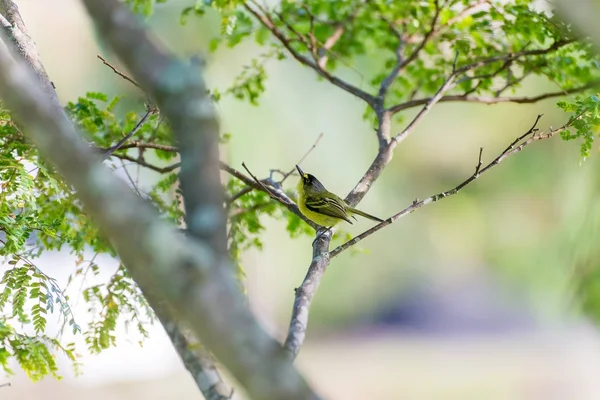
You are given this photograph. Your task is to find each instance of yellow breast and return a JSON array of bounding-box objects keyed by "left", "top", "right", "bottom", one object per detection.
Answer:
[{"left": 296, "top": 180, "right": 342, "bottom": 227}]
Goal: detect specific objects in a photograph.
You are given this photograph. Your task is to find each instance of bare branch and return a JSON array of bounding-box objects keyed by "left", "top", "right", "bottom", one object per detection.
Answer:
[
  {"left": 281, "top": 132, "right": 324, "bottom": 183},
  {"left": 276, "top": 1, "right": 586, "bottom": 365},
  {"left": 97, "top": 54, "right": 143, "bottom": 89},
  {"left": 390, "top": 65, "right": 458, "bottom": 147},
  {"left": 317, "top": 23, "right": 345, "bottom": 69},
  {"left": 330, "top": 114, "right": 579, "bottom": 257},
  {"left": 287, "top": 112, "right": 577, "bottom": 356},
  {"left": 103, "top": 108, "right": 155, "bottom": 159},
  {"left": 377, "top": 18, "right": 404, "bottom": 102},
  {"left": 108, "top": 153, "right": 181, "bottom": 174},
  {"left": 107, "top": 148, "right": 316, "bottom": 231}
]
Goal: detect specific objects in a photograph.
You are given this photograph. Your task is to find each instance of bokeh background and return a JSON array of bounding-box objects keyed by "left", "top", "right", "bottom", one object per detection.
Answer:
[{"left": 4, "top": 0, "right": 600, "bottom": 399}]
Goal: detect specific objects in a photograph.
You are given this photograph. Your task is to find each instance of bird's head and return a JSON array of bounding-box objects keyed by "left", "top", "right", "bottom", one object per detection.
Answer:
[{"left": 296, "top": 165, "right": 326, "bottom": 194}]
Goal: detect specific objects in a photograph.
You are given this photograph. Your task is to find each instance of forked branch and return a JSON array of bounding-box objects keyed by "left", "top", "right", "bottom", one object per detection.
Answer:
[{"left": 284, "top": 113, "right": 579, "bottom": 358}]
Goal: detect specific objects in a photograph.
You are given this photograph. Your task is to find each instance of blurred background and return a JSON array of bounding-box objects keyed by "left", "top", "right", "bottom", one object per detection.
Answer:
[{"left": 4, "top": 0, "right": 600, "bottom": 399}]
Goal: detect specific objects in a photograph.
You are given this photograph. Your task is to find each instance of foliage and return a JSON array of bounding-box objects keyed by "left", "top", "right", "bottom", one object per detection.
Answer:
[
  {"left": 558, "top": 94, "right": 600, "bottom": 158},
  {"left": 0, "top": 256, "right": 81, "bottom": 380},
  {"left": 182, "top": 0, "right": 600, "bottom": 122}
]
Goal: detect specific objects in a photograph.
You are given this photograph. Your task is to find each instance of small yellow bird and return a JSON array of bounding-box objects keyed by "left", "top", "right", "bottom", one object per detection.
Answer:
[{"left": 295, "top": 165, "right": 384, "bottom": 228}]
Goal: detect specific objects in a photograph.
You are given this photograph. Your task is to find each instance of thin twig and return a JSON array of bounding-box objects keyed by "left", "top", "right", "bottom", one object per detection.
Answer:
[
  {"left": 99, "top": 141, "right": 178, "bottom": 153},
  {"left": 390, "top": 60, "right": 458, "bottom": 147},
  {"left": 97, "top": 54, "right": 142, "bottom": 89},
  {"left": 117, "top": 158, "right": 143, "bottom": 196},
  {"left": 281, "top": 132, "right": 324, "bottom": 183},
  {"left": 227, "top": 133, "right": 324, "bottom": 204},
  {"left": 103, "top": 109, "right": 154, "bottom": 159},
  {"left": 227, "top": 186, "right": 255, "bottom": 205},
  {"left": 242, "top": 162, "right": 292, "bottom": 205},
  {"left": 109, "top": 153, "right": 181, "bottom": 174},
  {"left": 227, "top": 162, "right": 318, "bottom": 228}
]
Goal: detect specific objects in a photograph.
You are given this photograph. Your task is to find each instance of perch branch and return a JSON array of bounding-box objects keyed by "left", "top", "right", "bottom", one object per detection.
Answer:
[
  {"left": 283, "top": 230, "right": 331, "bottom": 359},
  {"left": 283, "top": 114, "right": 578, "bottom": 358}
]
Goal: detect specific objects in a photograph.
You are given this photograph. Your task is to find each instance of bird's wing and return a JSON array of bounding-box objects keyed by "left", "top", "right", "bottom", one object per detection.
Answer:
[{"left": 305, "top": 193, "right": 353, "bottom": 224}]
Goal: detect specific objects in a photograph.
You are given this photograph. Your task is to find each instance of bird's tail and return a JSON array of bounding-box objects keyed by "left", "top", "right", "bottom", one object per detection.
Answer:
[{"left": 347, "top": 207, "right": 384, "bottom": 223}]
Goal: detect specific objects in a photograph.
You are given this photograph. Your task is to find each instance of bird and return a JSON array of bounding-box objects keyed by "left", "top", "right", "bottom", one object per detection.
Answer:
[{"left": 295, "top": 165, "right": 384, "bottom": 229}]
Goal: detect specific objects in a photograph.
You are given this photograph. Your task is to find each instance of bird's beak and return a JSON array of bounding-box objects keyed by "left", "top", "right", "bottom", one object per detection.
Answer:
[{"left": 295, "top": 165, "right": 304, "bottom": 176}]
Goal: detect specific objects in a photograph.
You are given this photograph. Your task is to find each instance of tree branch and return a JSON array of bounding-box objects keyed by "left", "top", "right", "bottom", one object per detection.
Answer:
[
  {"left": 330, "top": 113, "right": 578, "bottom": 257},
  {"left": 390, "top": 56, "right": 459, "bottom": 147},
  {"left": 282, "top": 32, "right": 583, "bottom": 363},
  {"left": 0, "top": 5, "right": 230, "bottom": 395},
  {"left": 283, "top": 113, "right": 579, "bottom": 356},
  {"left": 153, "top": 302, "right": 233, "bottom": 400},
  {"left": 283, "top": 231, "right": 331, "bottom": 359},
  {"left": 103, "top": 108, "right": 155, "bottom": 159},
  {"left": 97, "top": 54, "right": 143, "bottom": 89},
  {"left": 103, "top": 141, "right": 178, "bottom": 153},
  {"left": 108, "top": 153, "right": 181, "bottom": 174},
  {"left": 107, "top": 145, "right": 317, "bottom": 229},
  {"left": 379, "top": 0, "right": 444, "bottom": 101},
  {"left": 388, "top": 83, "right": 597, "bottom": 114},
  {"left": 385, "top": 38, "right": 578, "bottom": 116}
]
